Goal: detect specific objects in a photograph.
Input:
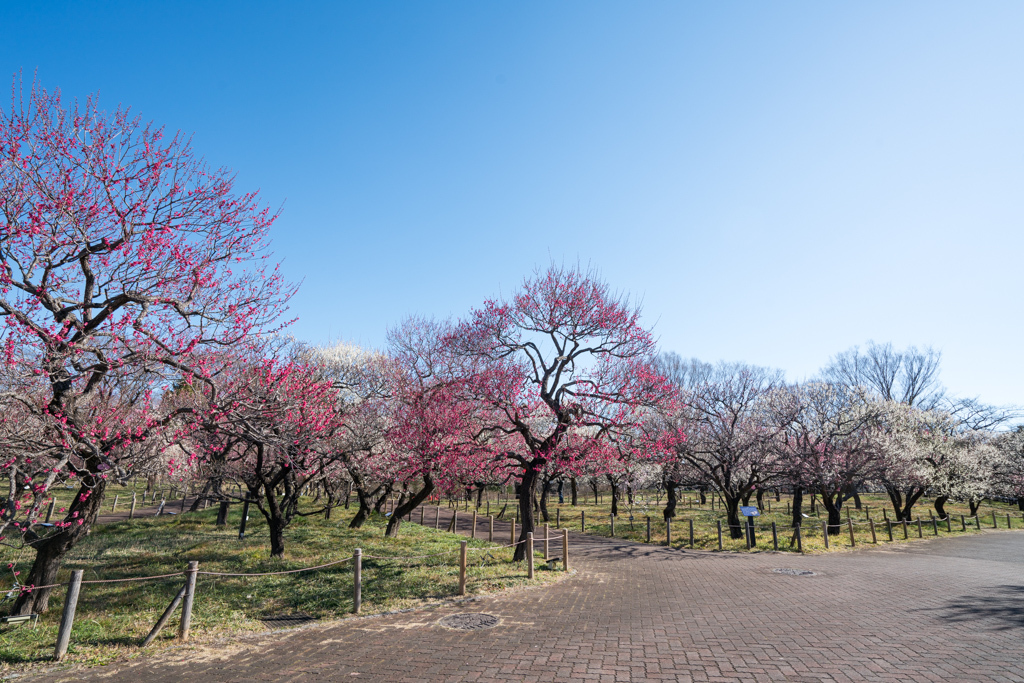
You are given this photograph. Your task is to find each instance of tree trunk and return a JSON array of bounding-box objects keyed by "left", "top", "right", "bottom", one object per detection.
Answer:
[
  {"left": 821, "top": 493, "right": 842, "bottom": 536},
  {"left": 12, "top": 478, "right": 107, "bottom": 615},
  {"left": 386, "top": 476, "right": 434, "bottom": 537},
  {"left": 790, "top": 486, "right": 804, "bottom": 529},
  {"left": 663, "top": 479, "right": 678, "bottom": 520},
  {"left": 570, "top": 477, "right": 578, "bottom": 506},
  {"left": 607, "top": 475, "right": 619, "bottom": 516},
  {"left": 589, "top": 478, "right": 599, "bottom": 505},
  {"left": 268, "top": 517, "right": 286, "bottom": 558},
  {"left": 852, "top": 489, "right": 862, "bottom": 510},
  {"left": 969, "top": 498, "right": 982, "bottom": 516},
  {"left": 934, "top": 495, "right": 949, "bottom": 520},
  {"left": 514, "top": 462, "right": 542, "bottom": 562},
  {"left": 1018, "top": 497, "right": 1024, "bottom": 512},
  {"left": 724, "top": 493, "right": 743, "bottom": 539},
  {"left": 698, "top": 487, "right": 707, "bottom": 505},
  {"left": 755, "top": 488, "right": 765, "bottom": 509},
  {"left": 539, "top": 476, "right": 551, "bottom": 523}
]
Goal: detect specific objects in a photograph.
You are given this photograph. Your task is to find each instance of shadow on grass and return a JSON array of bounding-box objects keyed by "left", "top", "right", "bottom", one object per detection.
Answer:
[{"left": 920, "top": 585, "right": 1024, "bottom": 631}]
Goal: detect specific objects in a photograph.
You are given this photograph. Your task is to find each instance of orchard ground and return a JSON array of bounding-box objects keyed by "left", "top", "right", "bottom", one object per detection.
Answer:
[
  {"left": 4, "top": 485, "right": 1024, "bottom": 680},
  {"left": 11, "top": 498, "right": 1024, "bottom": 683}
]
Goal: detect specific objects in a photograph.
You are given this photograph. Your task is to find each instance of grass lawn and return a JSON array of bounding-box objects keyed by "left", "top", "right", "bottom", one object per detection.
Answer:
[{"left": 0, "top": 499, "right": 561, "bottom": 670}]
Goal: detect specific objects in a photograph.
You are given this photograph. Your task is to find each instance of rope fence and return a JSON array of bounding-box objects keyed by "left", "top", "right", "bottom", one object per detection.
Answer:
[{"left": 10, "top": 503, "right": 569, "bottom": 662}]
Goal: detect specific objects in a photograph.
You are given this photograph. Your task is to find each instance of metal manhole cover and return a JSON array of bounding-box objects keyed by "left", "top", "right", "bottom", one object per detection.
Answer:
[
  {"left": 260, "top": 613, "right": 318, "bottom": 629},
  {"left": 438, "top": 613, "right": 500, "bottom": 630},
  {"left": 772, "top": 568, "right": 816, "bottom": 576}
]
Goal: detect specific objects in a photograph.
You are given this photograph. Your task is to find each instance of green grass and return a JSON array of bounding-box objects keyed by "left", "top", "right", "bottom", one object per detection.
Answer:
[
  {"left": 0, "top": 500, "right": 561, "bottom": 671},
  {"left": 526, "top": 490, "right": 1024, "bottom": 554}
]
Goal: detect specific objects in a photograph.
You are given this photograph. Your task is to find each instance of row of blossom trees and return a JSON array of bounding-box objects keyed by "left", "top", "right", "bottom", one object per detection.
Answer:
[{"left": 2, "top": 78, "right": 1021, "bottom": 615}]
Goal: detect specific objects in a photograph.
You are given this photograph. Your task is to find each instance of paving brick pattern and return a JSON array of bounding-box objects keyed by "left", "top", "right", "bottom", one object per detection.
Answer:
[{"left": 27, "top": 508, "right": 1024, "bottom": 682}]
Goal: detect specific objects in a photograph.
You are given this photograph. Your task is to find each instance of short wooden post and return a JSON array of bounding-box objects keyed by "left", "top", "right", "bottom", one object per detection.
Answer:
[
  {"left": 960, "top": 514, "right": 966, "bottom": 531},
  {"left": 666, "top": 517, "right": 672, "bottom": 546},
  {"left": 976, "top": 515, "right": 981, "bottom": 530},
  {"left": 993, "top": 510, "right": 998, "bottom": 528},
  {"left": 157, "top": 499, "right": 165, "bottom": 516},
  {"left": 112, "top": 494, "right": 119, "bottom": 513},
  {"left": 562, "top": 528, "right": 569, "bottom": 571},
  {"left": 435, "top": 506, "right": 441, "bottom": 529},
  {"left": 180, "top": 494, "right": 187, "bottom": 514},
  {"left": 581, "top": 510, "right": 585, "bottom": 533},
  {"left": 822, "top": 521, "right": 829, "bottom": 549},
  {"left": 511, "top": 517, "right": 516, "bottom": 545},
  {"left": 745, "top": 520, "right": 751, "bottom": 550},
  {"left": 452, "top": 510, "right": 458, "bottom": 534},
  {"left": 488, "top": 515, "right": 494, "bottom": 542},
  {"left": 847, "top": 518, "right": 855, "bottom": 547},
  {"left": 53, "top": 570, "right": 84, "bottom": 661},
  {"left": 129, "top": 493, "right": 137, "bottom": 520},
  {"left": 486, "top": 500, "right": 490, "bottom": 516},
  {"left": 556, "top": 508, "right": 560, "bottom": 528},
  {"left": 916, "top": 519, "right": 923, "bottom": 538},
  {"left": 458, "top": 540, "right": 468, "bottom": 595},
  {"left": 646, "top": 516, "right": 651, "bottom": 543},
  {"left": 527, "top": 532, "right": 535, "bottom": 579},
  {"left": 933, "top": 518, "right": 939, "bottom": 535},
  {"left": 716, "top": 520, "right": 722, "bottom": 550},
  {"left": 472, "top": 510, "right": 477, "bottom": 539},
  {"left": 543, "top": 524, "right": 550, "bottom": 559},
  {"left": 902, "top": 520, "right": 908, "bottom": 540},
  {"left": 772, "top": 521, "right": 778, "bottom": 551},
  {"left": 610, "top": 514, "right": 614, "bottom": 536},
  {"left": 353, "top": 548, "right": 362, "bottom": 613},
  {"left": 869, "top": 519, "right": 877, "bottom": 543},
  {"left": 795, "top": 524, "right": 803, "bottom": 553},
  {"left": 420, "top": 506, "right": 425, "bottom": 525},
  {"left": 178, "top": 561, "right": 199, "bottom": 641},
  {"left": 1007, "top": 514, "right": 1012, "bottom": 529},
  {"left": 142, "top": 584, "right": 187, "bottom": 647},
  {"left": 947, "top": 516, "right": 952, "bottom": 533},
  {"left": 688, "top": 518, "right": 694, "bottom": 548}
]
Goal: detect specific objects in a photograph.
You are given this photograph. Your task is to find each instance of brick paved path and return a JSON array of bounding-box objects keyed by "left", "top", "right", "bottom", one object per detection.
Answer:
[{"left": 26, "top": 509, "right": 1024, "bottom": 683}]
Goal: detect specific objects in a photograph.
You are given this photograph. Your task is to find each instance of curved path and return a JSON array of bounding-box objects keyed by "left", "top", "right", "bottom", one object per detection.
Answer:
[{"left": 27, "top": 513, "right": 1024, "bottom": 682}]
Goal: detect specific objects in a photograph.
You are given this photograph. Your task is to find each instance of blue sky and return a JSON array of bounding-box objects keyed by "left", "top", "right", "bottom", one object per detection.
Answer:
[{"left": 3, "top": 2, "right": 1022, "bottom": 406}]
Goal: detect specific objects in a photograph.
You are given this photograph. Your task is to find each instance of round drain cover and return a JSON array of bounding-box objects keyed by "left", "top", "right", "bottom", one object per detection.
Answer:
[
  {"left": 438, "top": 613, "right": 500, "bottom": 630},
  {"left": 772, "top": 568, "right": 815, "bottom": 576}
]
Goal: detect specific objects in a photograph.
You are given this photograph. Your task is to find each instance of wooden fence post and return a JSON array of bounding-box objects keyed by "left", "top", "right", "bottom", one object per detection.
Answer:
[
  {"left": 976, "top": 515, "right": 981, "bottom": 530},
  {"left": 112, "top": 494, "right": 119, "bottom": 513},
  {"left": 556, "top": 508, "right": 560, "bottom": 528},
  {"left": 581, "top": 510, "right": 585, "bottom": 533},
  {"left": 129, "top": 493, "right": 137, "bottom": 521},
  {"left": 488, "top": 515, "right": 494, "bottom": 542},
  {"left": 933, "top": 518, "right": 939, "bottom": 536},
  {"left": 53, "top": 570, "right": 84, "bottom": 661},
  {"left": 689, "top": 519, "right": 694, "bottom": 548},
  {"left": 772, "top": 522, "right": 778, "bottom": 551},
  {"left": 562, "top": 528, "right": 569, "bottom": 571},
  {"left": 142, "top": 584, "right": 187, "bottom": 647},
  {"left": 472, "top": 510, "right": 477, "bottom": 539},
  {"left": 666, "top": 518, "right": 672, "bottom": 546},
  {"left": 795, "top": 525, "right": 802, "bottom": 553},
  {"left": 646, "top": 516, "right": 651, "bottom": 544},
  {"left": 716, "top": 520, "right": 722, "bottom": 550},
  {"left": 527, "top": 532, "right": 534, "bottom": 579},
  {"left": 458, "top": 540, "right": 468, "bottom": 595},
  {"left": 178, "top": 561, "right": 199, "bottom": 641},
  {"left": 544, "top": 524, "right": 549, "bottom": 560},
  {"left": 902, "top": 520, "right": 908, "bottom": 539},
  {"left": 435, "top": 506, "right": 440, "bottom": 529},
  {"left": 960, "top": 515, "right": 966, "bottom": 531},
  {"left": 822, "top": 521, "right": 829, "bottom": 549},
  {"left": 420, "top": 506, "right": 425, "bottom": 525},
  {"left": 916, "top": 519, "right": 923, "bottom": 538},
  {"left": 610, "top": 514, "right": 615, "bottom": 537},
  {"left": 847, "top": 518, "right": 855, "bottom": 547},
  {"left": 1007, "top": 513, "right": 1012, "bottom": 529},
  {"left": 353, "top": 548, "right": 362, "bottom": 613},
  {"left": 511, "top": 518, "right": 516, "bottom": 546},
  {"left": 869, "top": 519, "right": 877, "bottom": 543}
]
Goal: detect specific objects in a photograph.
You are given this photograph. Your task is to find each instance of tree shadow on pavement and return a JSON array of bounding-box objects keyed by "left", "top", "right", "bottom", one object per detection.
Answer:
[{"left": 918, "top": 585, "right": 1024, "bottom": 631}]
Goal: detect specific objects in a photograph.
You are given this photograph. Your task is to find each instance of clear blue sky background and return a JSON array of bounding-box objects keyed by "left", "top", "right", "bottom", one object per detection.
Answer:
[{"left": 3, "top": 2, "right": 1022, "bottom": 406}]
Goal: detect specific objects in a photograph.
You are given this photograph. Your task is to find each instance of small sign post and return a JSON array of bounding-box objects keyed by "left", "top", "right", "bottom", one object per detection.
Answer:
[{"left": 741, "top": 506, "right": 759, "bottom": 548}]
